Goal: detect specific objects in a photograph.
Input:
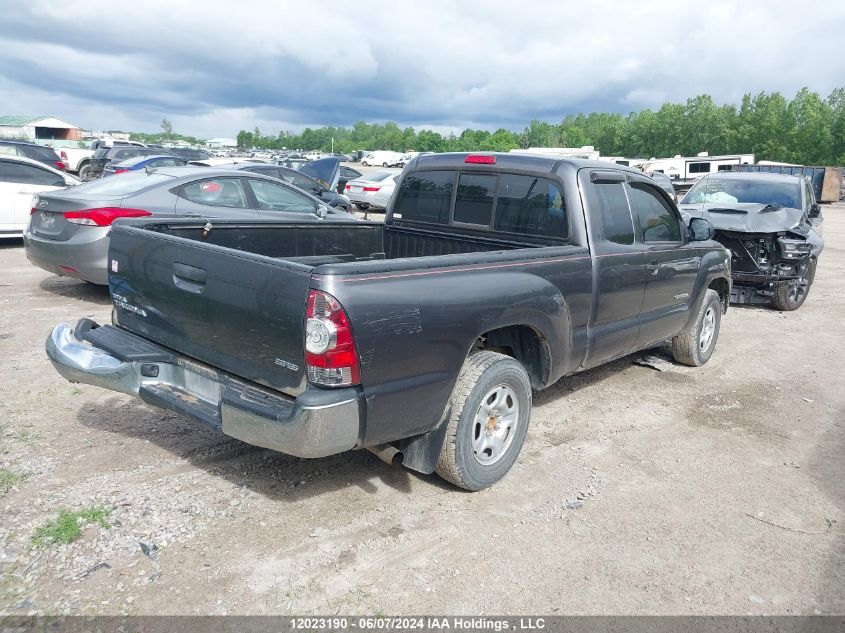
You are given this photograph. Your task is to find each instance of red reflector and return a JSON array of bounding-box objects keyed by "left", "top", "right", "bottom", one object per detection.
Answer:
[
  {"left": 55, "top": 161, "right": 66, "bottom": 170},
  {"left": 362, "top": 186, "right": 380, "bottom": 192},
  {"left": 465, "top": 154, "right": 496, "bottom": 164},
  {"left": 63, "top": 207, "right": 152, "bottom": 227}
]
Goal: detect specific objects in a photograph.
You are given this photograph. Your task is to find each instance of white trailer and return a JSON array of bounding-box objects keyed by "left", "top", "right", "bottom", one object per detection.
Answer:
[{"left": 639, "top": 152, "right": 754, "bottom": 190}]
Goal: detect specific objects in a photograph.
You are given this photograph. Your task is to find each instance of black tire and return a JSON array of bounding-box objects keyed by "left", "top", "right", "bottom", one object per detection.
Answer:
[
  {"left": 435, "top": 351, "right": 532, "bottom": 491},
  {"left": 354, "top": 203, "right": 369, "bottom": 210},
  {"left": 382, "top": 162, "right": 388, "bottom": 167},
  {"left": 78, "top": 163, "right": 91, "bottom": 180},
  {"left": 361, "top": 161, "right": 369, "bottom": 167},
  {"left": 671, "top": 289, "right": 721, "bottom": 367},
  {"left": 771, "top": 258, "right": 815, "bottom": 311}
]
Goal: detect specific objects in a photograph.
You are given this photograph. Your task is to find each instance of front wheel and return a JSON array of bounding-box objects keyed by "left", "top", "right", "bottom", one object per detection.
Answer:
[
  {"left": 436, "top": 351, "right": 531, "bottom": 491},
  {"left": 78, "top": 163, "right": 91, "bottom": 180},
  {"left": 671, "top": 289, "right": 722, "bottom": 367},
  {"left": 771, "top": 258, "right": 815, "bottom": 311}
]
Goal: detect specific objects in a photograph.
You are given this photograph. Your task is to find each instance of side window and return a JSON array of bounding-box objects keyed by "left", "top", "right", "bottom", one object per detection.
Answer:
[
  {"left": 494, "top": 174, "right": 568, "bottom": 238},
  {"left": 151, "top": 157, "right": 181, "bottom": 167},
  {"left": 689, "top": 162, "right": 711, "bottom": 174},
  {"left": 0, "top": 161, "right": 64, "bottom": 186},
  {"left": 246, "top": 178, "right": 316, "bottom": 213},
  {"left": 628, "top": 183, "right": 681, "bottom": 243},
  {"left": 453, "top": 173, "right": 496, "bottom": 226},
  {"left": 392, "top": 170, "right": 454, "bottom": 224},
  {"left": 181, "top": 178, "right": 247, "bottom": 208},
  {"left": 587, "top": 182, "right": 635, "bottom": 245},
  {"left": 805, "top": 180, "right": 815, "bottom": 208}
]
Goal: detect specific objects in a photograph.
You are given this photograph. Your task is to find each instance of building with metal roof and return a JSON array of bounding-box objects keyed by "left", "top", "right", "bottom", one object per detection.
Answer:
[{"left": 0, "top": 115, "right": 83, "bottom": 141}]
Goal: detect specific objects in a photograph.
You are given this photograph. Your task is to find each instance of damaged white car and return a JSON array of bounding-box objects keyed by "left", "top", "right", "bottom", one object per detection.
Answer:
[{"left": 679, "top": 172, "right": 824, "bottom": 311}]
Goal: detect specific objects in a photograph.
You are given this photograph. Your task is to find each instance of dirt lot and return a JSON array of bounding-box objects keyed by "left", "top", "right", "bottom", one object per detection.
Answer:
[{"left": 1, "top": 205, "right": 843, "bottom": 616}]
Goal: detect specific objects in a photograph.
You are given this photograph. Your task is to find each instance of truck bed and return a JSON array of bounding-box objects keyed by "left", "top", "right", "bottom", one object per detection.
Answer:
[
  {"left": 144, "top": 220, "right": 529, "bottom": 267},
  {"left": 107, "top": 219, "right": 557, "bottom": 402}
]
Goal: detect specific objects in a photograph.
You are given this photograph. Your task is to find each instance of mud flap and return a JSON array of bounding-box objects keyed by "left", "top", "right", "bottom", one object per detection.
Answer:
[{"left": 398, "top": 417, "right": 450, "bottom": 474}]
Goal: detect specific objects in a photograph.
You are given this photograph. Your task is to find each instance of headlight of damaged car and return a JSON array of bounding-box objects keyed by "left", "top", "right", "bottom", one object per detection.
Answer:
[{"left": 777, "top": 238, "right": 812, "bottom": 258}]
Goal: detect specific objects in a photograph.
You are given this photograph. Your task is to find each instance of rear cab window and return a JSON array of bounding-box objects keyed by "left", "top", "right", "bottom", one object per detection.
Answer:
[{"left": 392, "top": 170, "right": 568, "bottom": 241}]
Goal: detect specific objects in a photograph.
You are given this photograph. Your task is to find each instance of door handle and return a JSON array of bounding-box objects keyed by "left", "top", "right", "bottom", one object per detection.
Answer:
[{"left": 172, "top": 263, "right": 207, "bottom": 293}]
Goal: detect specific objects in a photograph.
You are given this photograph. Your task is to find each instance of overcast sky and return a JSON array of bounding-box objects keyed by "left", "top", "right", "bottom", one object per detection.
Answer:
[{"left": 2, "top": 0, "right": 844, "bottom": 138}]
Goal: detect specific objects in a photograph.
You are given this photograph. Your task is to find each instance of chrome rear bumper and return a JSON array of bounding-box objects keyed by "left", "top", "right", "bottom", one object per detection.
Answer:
[{"left": 46, "top": 322, "right": 361, "bottom": 458}]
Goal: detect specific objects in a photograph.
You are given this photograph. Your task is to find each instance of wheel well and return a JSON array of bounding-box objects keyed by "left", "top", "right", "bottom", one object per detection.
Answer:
[
  {"left": 474, "top": 325, "right": 549, "bottom": 388},
  {"left": 708, "top": 277, "right": 729, "bottom": 312}
]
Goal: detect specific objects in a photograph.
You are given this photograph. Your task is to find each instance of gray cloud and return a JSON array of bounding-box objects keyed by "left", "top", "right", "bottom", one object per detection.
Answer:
[{"left": 1, "top": 0, "right": 843, "bottom": 138}]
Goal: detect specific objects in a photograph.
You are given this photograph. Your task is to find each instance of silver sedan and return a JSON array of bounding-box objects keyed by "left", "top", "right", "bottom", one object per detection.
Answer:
[
  {"left": 24, "top": 167, "right": 357, "bottom": 285},
  {"left": 344, "top": 170, "right": 401, "bottom": 211}
]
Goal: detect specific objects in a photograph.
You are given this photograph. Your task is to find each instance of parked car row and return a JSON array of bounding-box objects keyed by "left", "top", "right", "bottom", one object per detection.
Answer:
[{"left": 4, "top": 148, "right": 826, "bottom": 490}]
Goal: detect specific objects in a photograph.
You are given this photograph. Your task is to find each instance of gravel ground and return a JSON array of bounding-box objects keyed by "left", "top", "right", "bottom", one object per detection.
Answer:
[{"left": 0, "top": 204, "right": 843, "bottom": 616}]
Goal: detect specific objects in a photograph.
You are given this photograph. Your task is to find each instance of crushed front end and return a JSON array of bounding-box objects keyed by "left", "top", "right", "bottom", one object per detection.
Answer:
[{"left": 715, "top": 230, "right": 816, "bottom": 304}]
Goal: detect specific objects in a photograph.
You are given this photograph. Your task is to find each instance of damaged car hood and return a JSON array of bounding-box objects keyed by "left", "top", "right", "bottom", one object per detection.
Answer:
[
  {"left": 679, "top": 202, "right": 824, "bottom": 255},
  {"left": 678, "top": 202, "right": 809, "bottom": 234}
]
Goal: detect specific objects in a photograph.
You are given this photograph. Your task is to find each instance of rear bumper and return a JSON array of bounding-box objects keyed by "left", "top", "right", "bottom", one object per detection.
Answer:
[
  {"left": 46, "top": 322, "right": 361, "bottom": 458},
  {"left": 23, "top": 227, "right": 110, "bottom": 285}
]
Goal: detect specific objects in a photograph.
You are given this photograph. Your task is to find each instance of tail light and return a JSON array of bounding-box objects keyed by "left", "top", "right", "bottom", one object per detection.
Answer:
[
  {"left": 465, "top": 154, "right": 496, "bottom": 164},
  {"left": 60, "top": 151, "right": 68, "bottom": 161},
  {"left": 114, "top": 168, "right": 129, "bottom": 174},
  {"left": 362, "top": 186, "right": 380, "bottom": 192},
  {"left": 63, "top": 207, "right": 152, "bottom": 226},
  {"left": 305, "top": 289, "right": 360, "bottom": 387},
  {"left": 55, "top": 161, "right": 66, "bottom": 171},
  {"left": 345, "top": 184, "right": 351, "bottom": 190}
]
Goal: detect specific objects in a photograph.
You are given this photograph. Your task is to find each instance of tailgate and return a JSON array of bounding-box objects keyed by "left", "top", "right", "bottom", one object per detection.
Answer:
[{"left": 107, "top": 224, "right": 312, "bottom": 395}]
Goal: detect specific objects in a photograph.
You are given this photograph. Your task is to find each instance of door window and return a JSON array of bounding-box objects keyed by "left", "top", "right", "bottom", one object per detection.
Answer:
[
  {"left": 181, "top": 178, "right": 247, "bottom": 208},
  {"left": 628, "top": 183, "right": 681, "bottom": 243},
  {"left": 0, "top": 160, "right": 64, "bottom": 186},
  {"left": 587, "top": 182, "right": 635, "bottom": 245},
  {"left": 246, "top": 178, "right": 316, "bottom": 213}
]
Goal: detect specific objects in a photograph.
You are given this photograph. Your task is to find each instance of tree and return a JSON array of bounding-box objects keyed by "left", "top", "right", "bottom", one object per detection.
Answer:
[{"left": 160, "top": 118, "right": 173, "bottom": 141}]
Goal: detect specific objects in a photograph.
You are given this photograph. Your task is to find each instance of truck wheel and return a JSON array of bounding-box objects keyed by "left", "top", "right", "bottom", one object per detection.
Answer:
[
  {"left": 78, "top": 163, "right": 91, "bottom": 180},
  {"left": 771, "top": 258, "right": 815, "bottom": 311},
  {"left": 671, "top": 289, "right": 721, "bottom": 367},
  {"left": 435, "top": 351, "right": 531, "bottom": 491}
]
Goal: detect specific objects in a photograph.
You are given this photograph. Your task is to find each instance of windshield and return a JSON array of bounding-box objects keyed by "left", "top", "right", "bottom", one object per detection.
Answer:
[
  {"left": 683, "top": 176, "right": 801, "bottom": 208},
  {"left": 70, "top": 172, "right": 173, "bottom": 195}
]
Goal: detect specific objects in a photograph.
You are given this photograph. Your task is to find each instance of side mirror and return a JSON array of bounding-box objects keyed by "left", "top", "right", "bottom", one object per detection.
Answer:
[
  {"left": 688, "top": 217, "right": 715, "bottom": 241},
  {"left": 809, "top": 203, "right": 821, "bottom": 218},
  {"left": 315, "top": 204, "right": 328, "bottom": 219}
]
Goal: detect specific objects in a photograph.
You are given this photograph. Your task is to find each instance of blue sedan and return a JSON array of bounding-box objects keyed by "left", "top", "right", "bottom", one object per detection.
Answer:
[{"left": 103, "top": 154, "right": 187, "bottom": 176}]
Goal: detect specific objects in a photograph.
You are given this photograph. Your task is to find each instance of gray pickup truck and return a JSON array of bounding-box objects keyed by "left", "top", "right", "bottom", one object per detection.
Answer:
[{"left": 46, "top": 153, "right": 731, "bottom": 490}]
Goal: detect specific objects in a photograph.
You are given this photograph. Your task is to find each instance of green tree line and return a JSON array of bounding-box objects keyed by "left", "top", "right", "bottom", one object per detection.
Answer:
[{"left": 235, "top": 87, "right": 845, "bottom": 165}]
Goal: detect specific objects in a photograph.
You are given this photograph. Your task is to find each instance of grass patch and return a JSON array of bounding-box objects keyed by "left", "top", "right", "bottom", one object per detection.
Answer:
[
  {"left": 31, "top": 507, "right": 111, "bottom": 548},
  {"left": 0, "top": 469, "right": 27, "bottom": 495},
  {"left": 13, "top": 428, "right": 40, "bottom": 443}
]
